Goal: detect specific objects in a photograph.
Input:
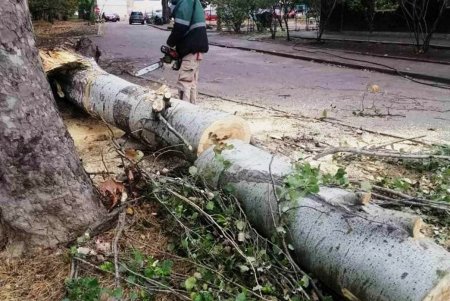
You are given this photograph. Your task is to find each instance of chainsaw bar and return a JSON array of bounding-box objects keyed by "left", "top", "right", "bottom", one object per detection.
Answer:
[{"left": 134, "top": 61, "right": 163, "bottom": 77}]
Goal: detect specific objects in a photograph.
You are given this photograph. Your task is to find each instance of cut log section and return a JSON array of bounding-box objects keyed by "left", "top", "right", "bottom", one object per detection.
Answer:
[
  {"left": 195, "top": 140, "right": 450, "bottom": 301},
  {"left": 40, "top": 50, "right": 251, "bottom": 157}
]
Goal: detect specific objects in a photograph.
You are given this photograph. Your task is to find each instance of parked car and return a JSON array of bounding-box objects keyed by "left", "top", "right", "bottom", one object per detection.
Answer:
[
  {"left": 204, "top": 10, "right": 217, "bottom": 21},
  {"left": 129, "top": 11, "right": 145, "bottom": 25},
  {"left": 103, "top": 13, "right": 120, "bottom": 22},
  {"left": 145, "top": 10, "right": 163, "bottom": 25}
]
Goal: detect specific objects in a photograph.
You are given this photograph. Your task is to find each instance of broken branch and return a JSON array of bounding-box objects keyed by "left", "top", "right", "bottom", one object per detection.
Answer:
[{"left": 315, "top": 147, "right": 450, "bottom": 160}]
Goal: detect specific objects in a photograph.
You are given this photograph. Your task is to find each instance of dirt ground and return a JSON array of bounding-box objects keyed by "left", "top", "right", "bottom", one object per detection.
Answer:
[
  {"left": 33, "top": 19, "right": 98, "bottom": 48},
  {"left": 0, "top": 20, "right": 448, "bottom": 301}
]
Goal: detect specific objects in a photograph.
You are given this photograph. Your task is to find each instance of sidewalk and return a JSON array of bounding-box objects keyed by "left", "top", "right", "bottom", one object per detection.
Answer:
[
  {"left": 147, "top": 24, "right": 450, "bottom": 85},
  {"left": 207, "top": 33, "right": 450, "bottom": 85},
  {"left": 290, "top": 31, "right": 450, "bottom": 49}
]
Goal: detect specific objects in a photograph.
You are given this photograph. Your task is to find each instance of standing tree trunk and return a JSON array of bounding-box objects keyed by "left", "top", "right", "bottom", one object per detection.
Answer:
[
  {"left": 399, "top": 0, "right": 447, "bottom": 53},
  {"left": 314, "top": 0, "right": 338, "bottom": 41},
  {"left": 0, "top": 0, "right": 106, "bottom": 253},
  {"left": 162, "top": 0, "right": 170, "bottom": 24},
  {"left": 362, "top": 0, "right": 376, "bottom": 33}
]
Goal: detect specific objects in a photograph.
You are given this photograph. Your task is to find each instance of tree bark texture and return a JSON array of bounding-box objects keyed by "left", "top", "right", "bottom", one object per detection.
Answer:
[
  {"left": 41, "top": 51, "right": 251, "bottom": 159},
  {"left": 195, "top": 140, "right": 450, "bottom": 301},
  {"left": 0, "top": 0, "right": 106, "bottom": 251}
]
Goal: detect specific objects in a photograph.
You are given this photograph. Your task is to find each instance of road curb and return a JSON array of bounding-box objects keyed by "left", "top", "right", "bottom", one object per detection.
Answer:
[
  {"left": 292, "top": 35, "right": 450, "bottom": 51},
  {"left": 209, "top": 41, "right": 450, "bottom": 86},
  {"left": 147, "top": 24, "right": 171, "bottom": 31}
]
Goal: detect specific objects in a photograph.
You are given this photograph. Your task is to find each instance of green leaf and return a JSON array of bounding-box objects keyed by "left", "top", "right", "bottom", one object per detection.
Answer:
[
  {"left": 158, "top": 260, "right": 173, "bottom": 277},
  {"left": 222, "top": 159, "right": 232, "bottom": 170},
  {"left": 206, "top": 201, "right": 215, "bottom": 211},
  {"left": 185, "top": 276, "right": 197, "bottom": 291},
  {"left": 299, "top": 275, "right": 310, "bottom": 288},
  {"left": 99, "top": 261, "right": 114, "bottom": 272},
  {"left": 239, "top": 265, "right": 250, "bottom": 273},
  {"left": 235, "top": 220, "right": 246, "bottom": 231},
  {"left": 360, "top": 181, "right": 372, "bottom": 192},
  {"left": 276, "top": 226, "right": 286, "bottom": 234},
  {"left": 112, "top": 288, "right": 123, "bottom": 298},
  {"left": 127, "top": 275, "right": 137, "bottom": 284},
  {"left": 189, "top": 166, "right": 198, "bottom": 176},
  {"left": 235, "top": 292, "right": 247, "bottom": 301}
]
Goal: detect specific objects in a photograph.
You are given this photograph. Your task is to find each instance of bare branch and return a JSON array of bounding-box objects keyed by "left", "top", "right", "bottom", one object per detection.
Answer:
[{"left": 315, "top": 147, "right": 450, "bottom": 160}]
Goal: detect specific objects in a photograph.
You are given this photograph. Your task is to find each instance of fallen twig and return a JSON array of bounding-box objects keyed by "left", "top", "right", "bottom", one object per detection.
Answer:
[
  {"left": 321, "top": 118, "right": 430, "bottom": 145},
  {"left": 120, "top": 263, "right": 190, "bottom": 300},
  {"left": 143, "top": 116, "right": 193, "bottom": 152},
  {"left": 372, "top": 185, "right": 450, "bottom": 211},
  {"left": 69, "top": 257, "right": 78, "bottom": 280},
  {"left": 166, "top": 188, "right": 268, "bottom": 300},
  {"left": 74, "top": 257, "right": 178, "bottom": 296},
  {"left": 315, "top": 147, "right": 450, "bottom": 160},
  {"left": 113, "top": 209, "right": 126, "bottom": 288},
  {"left": 268, "top": 156, "right": 320, "bottom": 301},
  {"left": 371, "top": 135, "right": 427, "bottom": 150}
]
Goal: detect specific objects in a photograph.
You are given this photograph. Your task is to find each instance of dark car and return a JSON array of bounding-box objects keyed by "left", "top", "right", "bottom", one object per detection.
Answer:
[
  {"left": 145, "top": 10, "right": 163, "bottom": 25},
  {"left": 129, "top": 11, "right": 145, "bottom": 25},
  {"left": 103, "top": 13, "right": 120, "bottom": 22}
]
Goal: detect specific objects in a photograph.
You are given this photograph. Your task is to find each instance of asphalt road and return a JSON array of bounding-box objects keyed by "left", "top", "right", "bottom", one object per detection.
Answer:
[{"left": 93, "top": 22, "right": 450, "bottom": 143}]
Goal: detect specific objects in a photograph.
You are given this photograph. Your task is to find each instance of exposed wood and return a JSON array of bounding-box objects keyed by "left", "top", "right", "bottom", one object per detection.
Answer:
[
  {"left": 356, "top": 191, "right": 372, "bottom": 205},
  {"left": 195, "top": 140, "right": 450, "bottom": 301},
  {"left": 113, "top": 210, "right": 126, "bottom": 288},
  {"left": 40, "top": 50, "right": 251, "bottom": 158}
]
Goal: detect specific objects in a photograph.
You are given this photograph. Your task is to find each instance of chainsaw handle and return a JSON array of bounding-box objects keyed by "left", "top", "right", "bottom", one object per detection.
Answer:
[{"left": 161, "top": 45, "right": 179, "bottom": 59}]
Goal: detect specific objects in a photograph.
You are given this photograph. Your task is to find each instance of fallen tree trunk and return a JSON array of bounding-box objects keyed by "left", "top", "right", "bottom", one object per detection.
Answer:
[
  {"left": 39, "top": 50, "right": 251, "bottom": 158},
  {"left": 195, "top": 140, "right": 450, "bottom": 301},
  {"left": 41, "top": 51, "right": 450, "bottom": 300}
]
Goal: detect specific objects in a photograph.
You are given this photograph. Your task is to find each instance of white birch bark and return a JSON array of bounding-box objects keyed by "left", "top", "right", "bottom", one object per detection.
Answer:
[
  {"left": 195, "top": 140, "right": 450, "bottom": 301},
  {"left": 41, "top": 51, "right": 251, "bottom": 157}
]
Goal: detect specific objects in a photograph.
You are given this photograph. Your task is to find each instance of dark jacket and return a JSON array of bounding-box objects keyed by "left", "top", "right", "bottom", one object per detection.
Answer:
[{"left": 167, "top": 0, "right": 209, "bottom": 58}]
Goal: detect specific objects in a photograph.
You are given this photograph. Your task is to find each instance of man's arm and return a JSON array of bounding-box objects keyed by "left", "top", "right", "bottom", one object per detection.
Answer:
[{"left": 167, "top": 0, "right": 193, "bottom": 48}]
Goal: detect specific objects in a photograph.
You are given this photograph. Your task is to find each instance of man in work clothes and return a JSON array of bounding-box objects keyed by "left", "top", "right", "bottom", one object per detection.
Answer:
[{"left": 168, "top": 0, "right": 209, "bottom": 104}]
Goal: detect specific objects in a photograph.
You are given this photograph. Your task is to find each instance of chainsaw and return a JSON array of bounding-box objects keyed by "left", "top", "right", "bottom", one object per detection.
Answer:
[{"left": 134, "top": 45, "right": 181, "bottom": 77}]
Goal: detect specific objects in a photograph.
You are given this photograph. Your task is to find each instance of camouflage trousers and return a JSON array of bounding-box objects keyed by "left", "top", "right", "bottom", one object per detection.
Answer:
[{"left": 177, "top": 52, "right": 203, "bottom": 104}]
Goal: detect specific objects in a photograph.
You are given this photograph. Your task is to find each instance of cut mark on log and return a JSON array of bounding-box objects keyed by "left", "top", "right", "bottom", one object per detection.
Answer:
[
  {"left": 198, "top": 116, "right": 251, "bottom": 155},
  {"left": 423, "top": 271, "right": 450, "bottom": 301}
]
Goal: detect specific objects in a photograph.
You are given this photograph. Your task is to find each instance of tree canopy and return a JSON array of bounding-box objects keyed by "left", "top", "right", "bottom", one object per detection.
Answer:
[{"left": 29, "top": 0, "right": 92, "bottom": 21}]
